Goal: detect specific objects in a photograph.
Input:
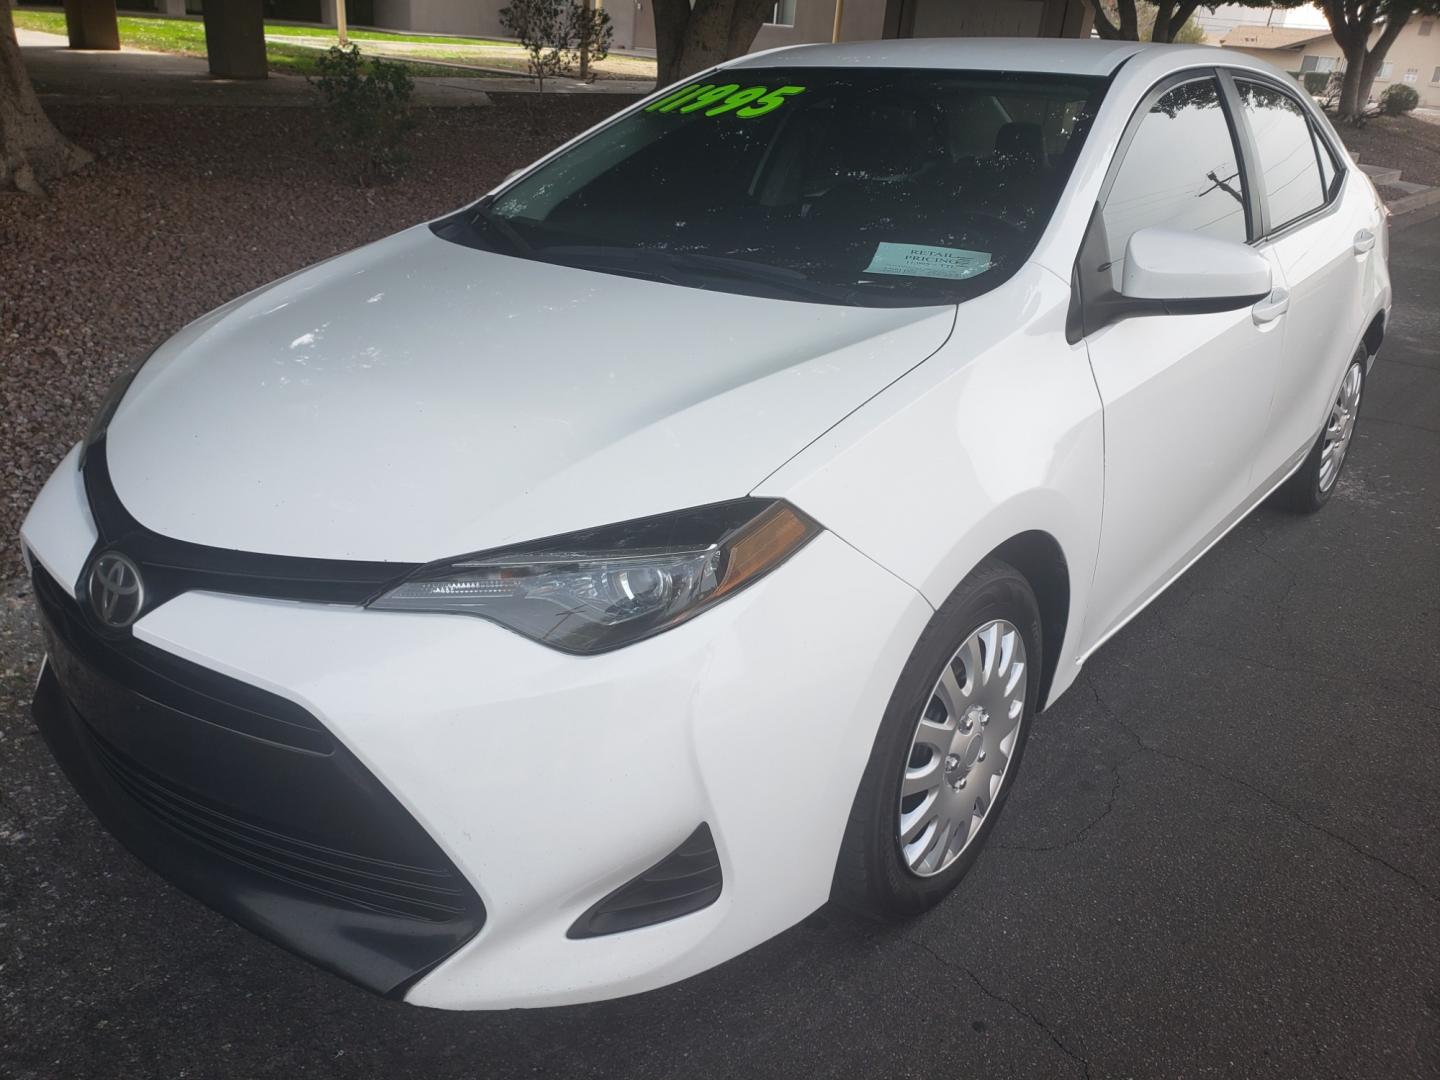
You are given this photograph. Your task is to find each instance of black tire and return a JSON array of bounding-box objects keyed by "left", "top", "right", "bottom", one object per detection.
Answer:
[
  {"left": 1274, "top": 348, "right": 1367, "bottom": 514},
  {"left": 832, "top": 558, "right": 1043, "bottom": 919}
]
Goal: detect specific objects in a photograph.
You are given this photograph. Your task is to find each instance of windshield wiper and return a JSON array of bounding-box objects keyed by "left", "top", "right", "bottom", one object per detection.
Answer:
[
  {"left": 537, "top": 245, "right": 860, "bottom": 305},
  {"left": 467, "top": 201, "right": 534, "bottom": 257}
]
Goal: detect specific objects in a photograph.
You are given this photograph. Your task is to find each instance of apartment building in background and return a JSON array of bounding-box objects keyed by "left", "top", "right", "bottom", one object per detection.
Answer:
[
  {"left": 22, "top": 0, "right": 1095, "bottom": 54},
  {"left": 1221, "top": 14, "right": 1440, "bottom": 108}
]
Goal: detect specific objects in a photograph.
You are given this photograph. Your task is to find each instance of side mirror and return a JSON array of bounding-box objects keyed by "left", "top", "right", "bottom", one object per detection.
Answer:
[{"left": 1121, "top": 226, "right": 1272, "bottom": 308}]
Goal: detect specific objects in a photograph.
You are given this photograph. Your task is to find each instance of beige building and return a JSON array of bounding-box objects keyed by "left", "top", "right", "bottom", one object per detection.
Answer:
[
  {"left": 353, "top": 0, "right": 1094, "bottom": 54},
  {"left": 60, "top": 0, "right": 1094, "bottom": 58},
  {"left": 1220, "top": 16, "right": 1440, "bottom": 108},
  {"left": 630, "top": 0, "right": 1092, "bottom": 53}
]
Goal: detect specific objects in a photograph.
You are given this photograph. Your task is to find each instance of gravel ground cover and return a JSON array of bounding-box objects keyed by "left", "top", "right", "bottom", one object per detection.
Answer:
[
  {"left": 2, "top": 93, "right": 1439, "bottom": 1080},
  {"left": 1338, "top": 113, "right": 1440, "bottom": 187},
  {"left": 0, "top": 95, "right": 634, "bottom": 579}
]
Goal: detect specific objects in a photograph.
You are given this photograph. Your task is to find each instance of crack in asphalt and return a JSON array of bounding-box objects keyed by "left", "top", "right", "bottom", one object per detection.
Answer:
[
  {"left": 996, "top": 747, "right": 1134, "bottom": 854},
  {"left": 1083, "top": 673, "right": 1438, "bottom": 906},
  {"left": 910, "top": 938, "right": 1092, "bottom": 1079},
  {"left": 1358, "top": 415, "right": 1440, "bottom": 436},
  {"left": 1371, "top": 355, "right": 1438, "bottom": 373},
  {"left": 994, "top": 668, "right": 1437, "bottom": 909},
  {"left": 1151, "top": 611, "right": 1438, "bottom": 713}
]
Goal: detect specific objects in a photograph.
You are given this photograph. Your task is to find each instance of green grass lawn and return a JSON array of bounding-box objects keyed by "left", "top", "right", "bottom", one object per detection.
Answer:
[
  {"left": 261, "top": 23, "right": 511, "bottom": 47},
  {"left": 12, "top": 10, "right": 504, "bottom": 76}
]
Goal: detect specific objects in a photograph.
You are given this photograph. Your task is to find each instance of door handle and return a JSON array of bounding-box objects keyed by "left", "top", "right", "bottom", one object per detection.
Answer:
[
  {"left": 1354, "top": 229, "right": 1376, "bottom": 254},
  {"left": 1251, "top": 287, "right": 1289, "bottom": 325}
]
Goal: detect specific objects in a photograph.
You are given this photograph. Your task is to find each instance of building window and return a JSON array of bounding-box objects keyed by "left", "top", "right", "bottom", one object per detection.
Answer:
[
  {"left": 1432, "top": 66, "right": 1440, "bottom": 84},
  {"left": 766, "top": 0, "right": 795, "bottom": 25},
  {"left": 1404, "top": 68, "right": 1418, "bottom": 84},
  {"left": 1377, "top": 61, "right": 1393, "bottom": 80},
  {"left": 1300, "top": 55, "right": 1339, "bottom": 74}
]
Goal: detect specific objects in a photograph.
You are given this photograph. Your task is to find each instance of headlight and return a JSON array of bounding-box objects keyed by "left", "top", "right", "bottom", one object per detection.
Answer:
[{"left": 369, "top": 499, "right": 820, "bottom": 653}]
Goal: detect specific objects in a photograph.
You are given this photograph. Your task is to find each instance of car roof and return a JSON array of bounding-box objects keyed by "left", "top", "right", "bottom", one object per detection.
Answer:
[{"left": 726, "top": 37, "right": 1196, "bottom": 78}]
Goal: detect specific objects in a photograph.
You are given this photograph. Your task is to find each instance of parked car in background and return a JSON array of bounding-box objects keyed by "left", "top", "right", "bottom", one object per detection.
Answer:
[{"left": 22, "top": 38, "right": 1389, "bottom": 1009}]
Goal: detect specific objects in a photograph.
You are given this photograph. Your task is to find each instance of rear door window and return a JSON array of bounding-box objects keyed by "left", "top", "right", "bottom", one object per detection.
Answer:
[{"left": 1236, "top": 81, "right": 1328, "bottom": 231}]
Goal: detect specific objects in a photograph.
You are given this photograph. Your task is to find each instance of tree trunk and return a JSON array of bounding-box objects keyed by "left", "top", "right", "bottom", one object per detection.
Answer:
[
  {"left": 1152, "top": 0, "right": 1202, "bottom": 42},
  {"left": 62, "top": 0, "right": 119, "bottom": 50},
  {"left": 1336, "top": 47, "right": 1365, "bottom": 121},
  {"left": 1086, "top": 0, "right": 1137, "bottom": 40},
  {"left": 1355, "top": 11, "right": 1412, "bottom": 116},
  {"left": 1, "top": 0, "right": 92, "bottom": 193},
  {"left": 202, "top": 0, "right": 267, "bottom": 79},
  {"left": 652, "top": 0, "right": 773, "bottom": 86},
  {"left": 1150, "top": 0, "right": 1174, "bottom": 40}
]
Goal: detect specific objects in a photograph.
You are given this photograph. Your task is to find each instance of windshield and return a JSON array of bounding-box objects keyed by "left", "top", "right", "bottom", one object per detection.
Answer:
[{"left": 433, "top": 68, "right": 1106, "bottom": 307}]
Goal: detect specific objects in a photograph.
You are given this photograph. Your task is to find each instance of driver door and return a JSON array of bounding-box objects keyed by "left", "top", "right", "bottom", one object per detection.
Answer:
[{"left": 1080, "top": 74, "right": 1282, "bottom": 649}]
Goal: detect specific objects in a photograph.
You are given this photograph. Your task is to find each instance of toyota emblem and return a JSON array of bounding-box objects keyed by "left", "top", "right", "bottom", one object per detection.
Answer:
[{"left": 88, "top": 551, "right": 145, "bottom": 629}]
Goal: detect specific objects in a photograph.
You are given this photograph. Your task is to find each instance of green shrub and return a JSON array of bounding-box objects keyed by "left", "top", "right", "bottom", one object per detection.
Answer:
[
  {"left": 1379, "top": 83, "right": 1420, "bottom": 116},
  {"left": 499, "top": 0, "right": 613, "bottom": 90},
  {"left": 1299, "top": 71, "right": 1330, "bottom": 96},
  {"left": 310, "top": 44, "right": 417, "bottom": 186}
]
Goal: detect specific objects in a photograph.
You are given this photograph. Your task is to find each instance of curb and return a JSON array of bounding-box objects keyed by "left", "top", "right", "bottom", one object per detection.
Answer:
[{"left": 1389, "top": 186, "right": 1440, "bottom": 217}]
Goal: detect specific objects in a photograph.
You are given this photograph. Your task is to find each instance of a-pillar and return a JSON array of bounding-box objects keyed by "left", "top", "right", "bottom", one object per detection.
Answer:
[
  {"left": 202, "top": 0, "right": 268, "bottom": 78},
  {"left": 63, "top": 0, "right": 120, "bottom": 50}
]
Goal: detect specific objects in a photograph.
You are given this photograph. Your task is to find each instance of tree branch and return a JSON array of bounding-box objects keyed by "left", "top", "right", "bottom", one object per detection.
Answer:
[{"left": 1162, "top": 0, "right": 1204, "bottom": 41}]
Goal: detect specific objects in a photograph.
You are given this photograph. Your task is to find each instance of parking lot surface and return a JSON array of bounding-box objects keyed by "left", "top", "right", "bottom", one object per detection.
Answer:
[{"left": 1, "top": 215, "right": 1437, "bottom": 1080}]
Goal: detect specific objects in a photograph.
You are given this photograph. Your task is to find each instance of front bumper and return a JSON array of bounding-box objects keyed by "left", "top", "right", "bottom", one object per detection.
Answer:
[
  {"left": 30, "top": 561, "right": 485, "bottom": 997},
  {"left": 22, "top": 445, "right": 931, "bottom": 1008}
]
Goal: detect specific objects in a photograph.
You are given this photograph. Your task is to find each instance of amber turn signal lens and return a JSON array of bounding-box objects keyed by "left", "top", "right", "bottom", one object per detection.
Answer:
[{"left": 712, "top": 501, "right": 821, "bottom": 601}]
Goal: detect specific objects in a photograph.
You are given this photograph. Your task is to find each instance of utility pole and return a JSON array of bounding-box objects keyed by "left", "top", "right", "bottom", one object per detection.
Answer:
[
  {"left": 832, "top": 0, "right": 845, "bottom": 42},
  {"left": 335, "top": 0, "right": 348, "bottom": 46}
]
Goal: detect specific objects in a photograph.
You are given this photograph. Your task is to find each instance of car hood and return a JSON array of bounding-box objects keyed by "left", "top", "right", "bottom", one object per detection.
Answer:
[{"left": 106, "top": 226, "right": 956, "bottom": 563}]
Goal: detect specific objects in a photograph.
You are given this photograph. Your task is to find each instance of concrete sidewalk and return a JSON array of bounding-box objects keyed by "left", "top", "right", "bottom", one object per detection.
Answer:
[{"left": 17, "top": 28, "right": 653, "bottom": 105}]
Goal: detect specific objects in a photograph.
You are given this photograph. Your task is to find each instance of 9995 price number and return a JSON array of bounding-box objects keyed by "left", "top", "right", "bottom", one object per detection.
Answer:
[{"left": 645, "top": 82, "right": 808, "bottom": 119}]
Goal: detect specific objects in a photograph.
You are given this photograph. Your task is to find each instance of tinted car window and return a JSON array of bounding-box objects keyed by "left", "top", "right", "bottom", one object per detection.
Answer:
[
  {"left": 433, "top": 69, "right": 1105, "bottom": 307},
  {"left": 1102, "top": 77, "right": 1248, "bottom": 283},
  {"left": 1312, "top": 116, "right": 1340, "bottom": 196},
  {"left": 1237, "top": 81, "right": 1328, "bottom": 230}
]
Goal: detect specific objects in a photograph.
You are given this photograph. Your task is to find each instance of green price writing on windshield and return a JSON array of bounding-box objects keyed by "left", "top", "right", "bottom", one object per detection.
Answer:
[{"left": 646, "top": 82, "right": 807, "bottom": 119}]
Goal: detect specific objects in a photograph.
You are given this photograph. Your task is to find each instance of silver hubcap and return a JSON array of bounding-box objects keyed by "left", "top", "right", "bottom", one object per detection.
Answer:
[
  {"left": 1319, "top": 361, "right": 1363, "bottom": 493},
  {"left": 897, "top": 619, "right": 1028, "bottom": 877}
]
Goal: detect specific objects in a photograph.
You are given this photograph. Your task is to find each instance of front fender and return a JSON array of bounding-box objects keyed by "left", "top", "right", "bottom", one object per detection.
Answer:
[{"left": 754, "top": 264, "right": 1104, "bottom": 709}]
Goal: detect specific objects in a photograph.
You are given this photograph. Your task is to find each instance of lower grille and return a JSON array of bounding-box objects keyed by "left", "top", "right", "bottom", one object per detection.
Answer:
[
  {"left": 87, "top": 724, "right": 470, "bottom": 923},
  {"left": 30, "top": 561, "right": 486, "bottom": 997}
]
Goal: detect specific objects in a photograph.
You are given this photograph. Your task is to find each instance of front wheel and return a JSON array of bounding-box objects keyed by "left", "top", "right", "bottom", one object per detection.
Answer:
[
  {"left": 833, "top": 559, "right": 1042, "bottom": 918},
  {"left": 1275, "top": 349, "right": 1366, "bottom": 514}
]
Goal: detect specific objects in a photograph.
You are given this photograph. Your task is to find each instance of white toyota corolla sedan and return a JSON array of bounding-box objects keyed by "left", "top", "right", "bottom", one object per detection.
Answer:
[{"left": 23, "top": 38, "right": 1389, "bottom": 1008}]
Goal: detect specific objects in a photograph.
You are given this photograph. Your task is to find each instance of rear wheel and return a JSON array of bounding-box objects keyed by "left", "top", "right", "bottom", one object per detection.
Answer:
[
  {"left": 834, "top": 559, "right": 1041, "bottom": 917},
  {"left": 1275, "top": 349, "right": 1366, "bottom": 513}
]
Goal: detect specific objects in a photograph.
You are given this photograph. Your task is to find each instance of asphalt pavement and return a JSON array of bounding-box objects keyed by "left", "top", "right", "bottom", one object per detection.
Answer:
[{"left": 1, "top": 215, "right": 1437, "bottom": 1080}]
